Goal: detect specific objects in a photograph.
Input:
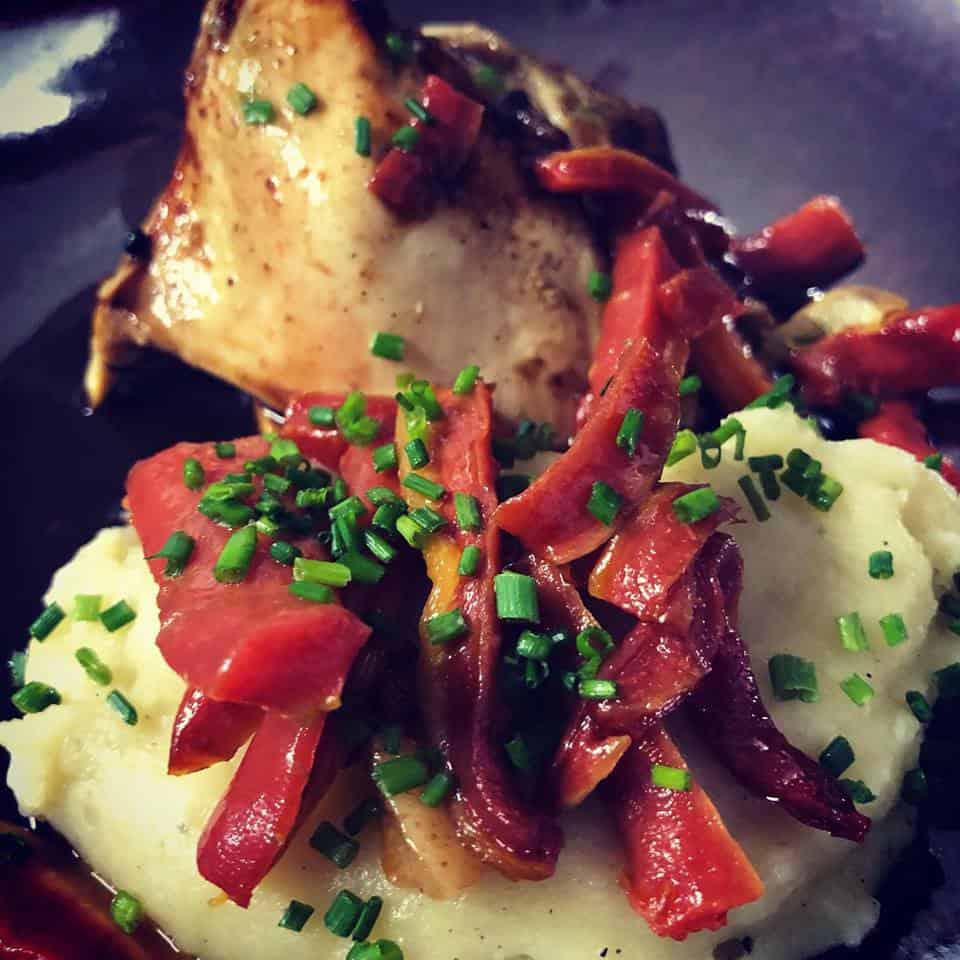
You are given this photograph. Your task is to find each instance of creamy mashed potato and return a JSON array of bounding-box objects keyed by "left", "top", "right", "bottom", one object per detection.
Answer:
[{"left": 3, "top": 406, "right": 959, "bottom": 960}]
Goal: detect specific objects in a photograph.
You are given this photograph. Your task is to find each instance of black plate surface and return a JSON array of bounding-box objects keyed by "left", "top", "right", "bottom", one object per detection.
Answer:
[{"left": 2, "top": 2, "right": 960, "bottom": 957}]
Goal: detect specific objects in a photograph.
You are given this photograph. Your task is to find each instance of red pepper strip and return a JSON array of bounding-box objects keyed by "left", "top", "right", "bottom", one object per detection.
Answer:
[
  {"left": 397, "top": 384, "right": 563, "bottom": 880},
  {"left": 369, "top": 75, "right": 484, "bottom": 218},
  {"left": 196, "top": 712, "right": 329, "bottom": 906},
  {"left": 496, "top": 230, "right": 705, "bottom": 564},
  {"left": 604, "top": 726, "right": 764, "bottom": 940},
  {"left": 791, "top": 304, "right": 960, "bottom": 406},
  {"left": 168, "top": 687, "right": 261, "bottom": 776},
  {"left": 338, "top": 444, "right": 401, "bottom": 512},
  {"left": 859, "top": 400, "right": 960, "bottom": 491},
  {"left": 281, "top": 392, "right": 397, "bottom": 470},
  {"left": 535, "top": 147, "right": 716, "bottom": 218},
  {"left": 686, "top": 534, "right": 871, "bottom": 842},
  {"left": 731, "top": 195, "right": 864, "bottom": 296},
  {"left": 126, "top": 438, "right": 371, "bottom": 716}
]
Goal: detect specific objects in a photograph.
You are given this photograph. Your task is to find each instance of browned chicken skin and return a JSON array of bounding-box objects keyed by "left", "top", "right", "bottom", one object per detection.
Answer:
[{"left": 87, "top": 0, "right": 673, "bottom": 435}]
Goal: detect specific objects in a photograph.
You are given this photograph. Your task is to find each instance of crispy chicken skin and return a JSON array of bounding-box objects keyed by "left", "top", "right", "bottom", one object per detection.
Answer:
[{"left": 87, "top": 0, "right": 672, "bottom": 434}]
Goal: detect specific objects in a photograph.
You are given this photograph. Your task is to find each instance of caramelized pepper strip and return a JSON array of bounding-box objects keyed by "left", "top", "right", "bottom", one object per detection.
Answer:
[
  {"left": 168, "top": 687, "right": 261, "bottom": 776},
  {"left": 731, "top": 195, "right": 864, "bottom": 296},
  {"left": 792, "top": 304, "right": 960, "bottom": 406},
  {"left": 859, "top": 400, "right": 960, "bottom": 491},
  {"left": 397, "top": 384, "right": 563, "bottom": 880},
  {"left": 686, "top": 534, "right": 870, "bottom": 841},
  {"left": 127, "top": 437, "right": 371, "bottom": 716},
  {"left": 496, "top": 229, "right": 707, "bottom": 563},
  {"left": 604, "top": 727, "right": 764, "bottom": 940}
]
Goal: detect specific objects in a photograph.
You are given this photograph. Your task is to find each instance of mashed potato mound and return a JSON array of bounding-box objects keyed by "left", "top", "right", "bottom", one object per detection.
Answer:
[{"left": 3, "top": 407, "right": 959, "bottom": 960}]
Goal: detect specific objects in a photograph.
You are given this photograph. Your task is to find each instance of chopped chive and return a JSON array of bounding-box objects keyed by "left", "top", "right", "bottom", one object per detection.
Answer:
[
  {"left": 338, "top": 551, "right": 385, "bottom": 585},
  {"left": 505, "top": 735, "right": 533, "bottom": 772},
  {"left": 263, "top": 473, "right": 291, "bottom": 495},
  {"left": 494, "top": 572, "right": 540, "bottom": 623},
  {"left": 364, "top": 530, "right": 398, "bottom": 564},
  {"left": 367, "top": 487, "right": 402, "bottom": 506},
  {"left": 351, "top": 896, "right": 383, "bottom": 941},
  {"left": 650, "top": 764, "right": 692, "bottom": 791},
  {"left": 294, "top": 557, "right": 352, "bottom": 587},
  {"left": 295, "top": 487, "right": 330, "bottom": 509},
  {"left": 204, "top": 480, "right": 256, "bottom": 501},
  {"left": 666, "top": 429, "right": 698, "bottom": 467},
  {"left": 516, "top": 630, "right": 552, "bottom": 661},
  {"left": 454, "top": 492, "right": 482, "bottom": 531},
  {"left": 372, "top": 443, "right": 398, "bottom": 473},
  {"left": 737, "top": 475, "right": 770, "bottom": 522},
  {"left": 473, "top": 63, "right": 504, "bottom": 93},
  {"left": 213, "top": 525, "right": 258, "bottom": 583},
  {"left": 308, "top": 405, "right": 336, "bottom": 427},
  {"left": 818, "top": 736, "right": 854, "bottom": 777},
  {"left": 678, "top": 374, "right": 702, "bottom": 397},
  {"left": 839, "top": 779, "right": 876, "bottom": 804},
  {"left": 425, "top": 609, "right": 469, "bottom": 645},
  {"left": 836, "top": 612, "right": 869, "bottom": 652},
  {"left": 457, "top": 544, "right": 481, "bottom": 577},
  {"left": 395, "top": 514, "right": 428, "bottom": 549},
  {"left": 453, "top": 364, "right": 480, "bottom": 395},
  {"left": 110, "top": 890, "right": 143, "bottom": 935},
  {"left": 198, "top": 498, "right": 255, "bottom": 528},
  {"left": 672, "top": 487, "right": 720, "bottom": 524},
  {"left": 402, "top": 473, "right": 445, "bottom": 500},
  {"left": 245, "top": 454, "right": 279, "bottom": 474},
  {"left": 906, "top": 690, "right": 932, "bottom": 723},
  {"left": 808, "top": 474, "right": 844, "bottom": 512},
  {"left": 11, "top": 681, "right": 60, "bottom": 714},
  {"left": 419, "top": 771, "right": 455, "bottom": 807},
  {"left": 29, "top": 602, "right": 65, "bottom": 641},
  {"left": 901, "top": 768, "right": 928, "bottom": 805},
  {"left": 924, "top": 452, "right": 943, "bottom": 472},
  {"left": 373, "top": 755, "right": 430, "bottom": 796},
  {"left": 279, "top": 900, "right": 314, "bottom": 932},
  {"left": 371, "top": 501, "right": 405, "bottom": 534},
  {"left": 75, "top": 647, "right": 111, "bottom": 686},
  {"left": 587, "top": 270, "right": 613, "bottom": 302},
  {"left": 370, "top": 331, "right": 406, "bottom": 361},
  {"left": 146, "top": 530, "right": 195, "bottom": 578},
  {"left": 769, "top": 654, "right": 819, "bottom": 703},
  {"left": 746, "top": 373, "right": 795, "bottom": 409},
  {"left": 391, "top": 125, "right": 420, "bottom": 151},
  {"left": 840, "top": 673, "right": 874, "bottom": 706},
  {"left": 758, "top": 468, "right": 781, "bottom": 501},
  {"left": 615, "top": 408, "right": 645, "bottom": 457},
  {"left": 579, "top": 678, "right": 619, "bottom": 700},
  {"left": 354, "top": 115, "right": 372, "bottom": 156},
  {"left": 348, "top": 941, "right": 403, "bottom": 960},
  {"left": 286, "top": 81, "right": 317, "bottom": 116},
  {"left": 106, "top": 690, "right": 138, "bottom": 725},
  {"left": 868, "top": 550, "right": 894, "bottom": 579},
  {"left": 344, "top": 416, "right": 382, "bottom": 446},
  {"left": 587, "top": 481, "right": 622, "bottom": 525},
  {"left": 384, "top": 31, "right": 413, "bottom": 62},
  {"left": 748, "top": 454, "right": 784, "bottom": 473},
  {"left": 576, "top": 626, "right": 615, "bottom": 661},
  {"left": 403, "top": 97, "right": 432, "bottom": 124},
  {"left": 8, "top": 651, "right": 26, "bottom": 688},
  {"left": 214, "top": 441, "right": 236, "bottom": 458},
  {"left": 404, "top": 438, "right": 429, "bottom": 468},
  {"left": 289, "top": 582, "right": 334, "bottom": 604},
  {"left": 324, "top": 890, "right": 364, "bottom": 937},
  {"left": 242, "top": 99, "right": 274, "bottom": 125},
  {"left": 310, "top": 821, "right": 359, "bottom": 868},
  {"left": 183, "top": 457, "right": 204, "bottom": 489},
  {"left": 880, "top": 612, "right": 908, "bottom": 647},
  {"left": 343, "top": 797, "right": 382, "bottom": 836},
  {"left": 269, "top": 540, "right": 301, "bottom": 566},
  {"left": 100, "top": 600, "right": 136, "bottom": 633},
  {"left": 496, "top": 474, "right": 531, "bottom": 501}
]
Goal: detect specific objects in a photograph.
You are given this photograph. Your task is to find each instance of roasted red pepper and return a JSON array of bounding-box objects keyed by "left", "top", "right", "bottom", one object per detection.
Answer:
[
  {"left": 397, "top": 384, "right": 563, "bottom": 880},
  {"left": 168, "top": 687, "right": 260, "bottom": 776},
  {"left": 126, "top": 437, "right": 371, "bottom": 716},
  {"left": 792, "top": 304, "right": 960, "bottom": 406},
  {"left": 369, "top": 75, "right": 484, "bottom": 218},
  {"left": 859, "top": 400, "right": 960, "bottom": 491},
  {"left": 496, "top": 229, "right": 708, "bottom": 563},
  {"left": 605, "top": 726, "right": 763, "bottom": 940},
  {"left": 686, "top": 534, "right": 870, "bottom": 842},
  {"left": 731, "top": 195, "right": 864, "bottom": 296}
]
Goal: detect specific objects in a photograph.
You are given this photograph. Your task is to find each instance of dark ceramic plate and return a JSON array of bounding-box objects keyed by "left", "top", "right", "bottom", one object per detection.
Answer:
[{"left": 2, "top": 1, "right": 960, "bottom": 956}]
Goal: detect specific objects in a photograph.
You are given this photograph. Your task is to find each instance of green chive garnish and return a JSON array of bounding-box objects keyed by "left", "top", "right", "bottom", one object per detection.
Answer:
[
  {"left": 402, "top": 473, "right": 445, "bottom": 501},
  {"left": 384, "top": 31, "right": 413, "bottom": 62},
  {"left": 453, "top": 364, "right": 480, "bottom": 395},
  {"left": 8, "top": 651, "right": 26, "bottom": 688},
  {"left": 324, "top": 890, "right": 364, "bottom": 937},
  {"left": 374, "top": 755, "right": 430, "bottom": 796},
  {"left": 924, "top": 452, "right": 943, "bottom": 472},
  {"left": 839, "top": 779, "right": 876, "bottom": 804},
  {"left": 404, "top": 438, "right": 429, "bottom": 468},
  {"left": 370, "top": 332, "right": 406, "bottom": 361},
  {"left": 279, "top": 900, "right": 315, "bottom": 932},
  {"left": 343, "top": 797, "right": 382, "bottom": 836},
  {"left": 391, "top": 125, "right": 420, "bottom": 151},
  {"left": 615, "top": 408, "right": 645, "bottom": 457},
  {"left": 678, "top": 375, "right": 702, "bottom": 397},
  {"left": 395, "top": 515, "right": 428, "bottom": 549},
  {"left": 425, "top": 609, "right": 469, "bottom": 645},
  {"left": 494, "top": 572, "right": 540, "bottom": 623},
  {"left": 737, "top": 475, "right": 770, "bottom": 522},
  {"left": 348, "top": 940, "right": 403, "bottom": 960},
  {"left": 818, "top": 736, "right": 854, "bottom": 777},
  {"left": 372, "top": 443, "right": 398, "bottom": 473},
  {"left": 672, "top": 487, "right": 720, "bottom": 524},
  {"left": 419, "top": 771, "right": 456, "bottom": 807},
  {"left": 666, "top": 429, "right": 698, "bottom": 467},
  {"left": 213, "top": 525, "right": 258, "bottom": 583},
  {"left": 454, "top": 492, "right": 482, "bottom": 531},
  {"left": 289, "top": 582, "right": 334, "bottom": 604},
  {"left": 746, "top": 373, "right": 795, "bottom": 409},
  {"left": 29, "top": 602, "right": 65, "bottom": 641},
  {"left": 769, "top": 653, "right": 819, "bottom": 702},
  {"left": 809, "top": 475, "right": 844, "bottom": 512},
  {"left": 106, "top": 690, "right": 138, "bottom": 725},
  {"left": 294, "top": 557, "right": 351, "bottom": 588},
  {"left": 355, "top": 115, "right": 372, "bottom": 156},
  {"left": 11, "top": 681, "right": 60, "bottom": 714},
  {"left": 351, "top": 896, "right": 383, "bottom": 942},
  {"left": 748, "top": 454, "right": 784, "bottom": 473},
  {"left": 75, "top": 648, "right": 112, "bottom": 686},
  {"left": 214, "top": 441, "right": 236, "bottom": 458},
  {"left": 339, "top": 551, "right": 386, "bottom": 585},
  {"left": 403, "top": 97, "right": 432, "bottom": 124},
  {"left": 650, "top": 763, "right": 691, "bottom": 791},
  {"left": 579, "top": 678, "right": 619, "bottom": 700},
  {"left": 458, "top": 545, "right": 481, "bottom": 577},
  {"left": 287, "top": 82, "right": 318, "bottom": 116},
  {"left": 146, "top": 530, "right": 195, "bottom": 577},
  {"left": 906, "top": 690, "right": 932, "bottom": 723},
  {"left": 110, "top": 890, "right": 143, "bottom": 934},
  {"left": 364, "top": 530, "right": 397, "bottom": 564},
  {"left": 880, "top": 612, "right": 907, "bottom": 647},
  {"left": 310, "top": 821, "right": 359, "bottom": 868},
  {"left": 587, "top": 481, "right": 622, "bottom": 525},
  {"left": 840, "top": 673, "right": 874, "bottom": 707},
  {"left": 587, "top": 270, "right": 613, "bottom": 302},
  {"left": 836, "top": 612, "right": 869, "bottom": 652},
  {"left": 183, "top": 457, "right": 204, "bottom": 489},
  {"left": 269, "top": 541, "right": 301, "bottom": 566},
  {"left": 100, "top": 600, "right": 136, "bottom": 633},
  {"left": 868, "top": 550, "right": 894, "bottom": 579},
  {"left": 409, "top": 506, "right": 446, "bottom": 533},
  {"left": 243, "top": 99, "right": 274, "bottom": 125},
  {"left": 308, "top": 405, "right": 335, "bottom": 427}
]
